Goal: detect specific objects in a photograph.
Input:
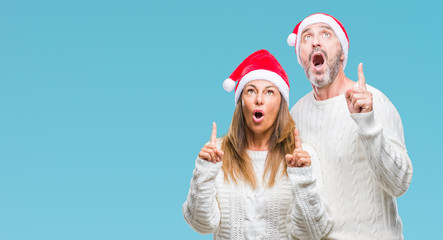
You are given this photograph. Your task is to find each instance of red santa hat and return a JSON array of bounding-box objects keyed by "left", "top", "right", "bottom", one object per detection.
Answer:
[
  {"left": 287, "top": 13, "right": 350, "bottom": 69},
  {"left": 222, "top": 49, "right": 290, "bottom": 105}
]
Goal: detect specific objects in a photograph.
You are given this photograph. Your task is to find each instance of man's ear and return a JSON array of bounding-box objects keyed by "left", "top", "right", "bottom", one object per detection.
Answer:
[{"left": 340, "top": 51, "right": 345, "bottom": 61}]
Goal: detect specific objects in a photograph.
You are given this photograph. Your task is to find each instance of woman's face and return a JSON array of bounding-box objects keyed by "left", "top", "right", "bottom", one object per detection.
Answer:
[{"left": 241, "top": 80, "right": 282, "bottom": 136}]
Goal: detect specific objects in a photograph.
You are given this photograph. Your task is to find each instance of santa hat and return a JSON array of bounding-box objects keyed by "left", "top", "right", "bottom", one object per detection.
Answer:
[
  {"left": 223, "top": 49, "right": 290, "bottom": 105},
  {"left": 287, "top": 13, "right": 350, "bottom": 69}
]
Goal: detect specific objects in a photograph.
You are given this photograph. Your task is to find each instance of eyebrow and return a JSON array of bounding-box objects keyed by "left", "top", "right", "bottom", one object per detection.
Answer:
[
  {"left": 321, "top": 25, "right": 334, "bottom": 32},
  {"left": 245, "top": 84, "right": 277, "bottom": 89},
  {"left": 301, "top": 24, "right": 334, "bottom": 35},
  {"left": 245, "top": 84, "right": 257, "bottom": 89}
]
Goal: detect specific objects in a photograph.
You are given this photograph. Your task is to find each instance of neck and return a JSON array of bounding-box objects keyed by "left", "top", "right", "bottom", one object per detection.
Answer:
[
  {"left": 312, "top": 68, "right": 355, "bottom": 101},
  {"left": 245, "top": 128, "right": 272, "bottom": 151}
]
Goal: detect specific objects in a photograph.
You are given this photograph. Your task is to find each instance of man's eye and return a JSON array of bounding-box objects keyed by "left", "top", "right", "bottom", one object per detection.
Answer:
[
  {"left": 323, "top": 32, "right": 330, "bottom": 37},
  {"left": 304, "top": 35, "right": 311, "bottom": 40}
]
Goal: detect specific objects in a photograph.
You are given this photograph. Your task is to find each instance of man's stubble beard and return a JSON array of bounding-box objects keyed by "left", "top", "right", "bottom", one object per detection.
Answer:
[{"left": 303, "top": 47, "right": 342, "bottom": 89}]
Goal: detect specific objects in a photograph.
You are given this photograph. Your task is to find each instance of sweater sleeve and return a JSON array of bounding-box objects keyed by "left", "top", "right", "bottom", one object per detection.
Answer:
[
  {"left": 286, "top": 144, "right": 332, "bottom": 240},
  {"left": 182, "top": 157, "right": 222, "bottom": 234},
  {"left": 350, "top": 93, "right": 413, "bottom": 197}
]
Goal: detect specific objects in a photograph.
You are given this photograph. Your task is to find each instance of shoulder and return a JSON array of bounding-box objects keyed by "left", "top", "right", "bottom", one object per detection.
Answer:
[
  {"left": 366, "top": 84, "right": 400, "bottom": 115},
  {"left": 366, "top": 84, "right": 392, "bottom": 104},
  {"left": 365, "top": 85, "right": 407, "bottom": 136},
  {"left": 290, "top": 91, "right": 314, "bottom": 114}
]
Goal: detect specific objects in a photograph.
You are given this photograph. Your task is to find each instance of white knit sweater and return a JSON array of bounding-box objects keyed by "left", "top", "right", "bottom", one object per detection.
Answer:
[
  {"left": 290, "top": 85, "right": 413, "bottom": 240},
  {"left": 183, "top": 141, "right": 332, "bottom": 240}
]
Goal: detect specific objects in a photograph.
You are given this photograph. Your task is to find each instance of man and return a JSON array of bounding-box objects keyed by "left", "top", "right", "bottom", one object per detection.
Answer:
[{"left": 286, "top": 13, "right": 413, "bottom": 239}]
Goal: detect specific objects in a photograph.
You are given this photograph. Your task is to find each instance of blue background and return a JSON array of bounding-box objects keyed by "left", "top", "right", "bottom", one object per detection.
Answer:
[{"left": 1, "top": 0, "right": 441, "bottom": 239}]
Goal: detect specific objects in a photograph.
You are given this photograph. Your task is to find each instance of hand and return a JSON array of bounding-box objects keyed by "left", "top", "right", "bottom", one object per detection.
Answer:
[
  {"left": 285, "top": 129, "right": 311, "bottom": 168},
  {"left": 198, "top": 122, "right": 224, "bottom": 163},
  {"left": 346, "top": 63, "right": 373, "bottom": 114}
]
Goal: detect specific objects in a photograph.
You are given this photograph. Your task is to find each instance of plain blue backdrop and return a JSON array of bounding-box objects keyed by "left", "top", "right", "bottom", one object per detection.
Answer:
[{"left": 0, "top": 0, "right": 442, "bottom": 239}]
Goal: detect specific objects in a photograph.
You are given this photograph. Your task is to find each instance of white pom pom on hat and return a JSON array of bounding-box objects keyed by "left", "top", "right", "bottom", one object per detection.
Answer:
[
  {"left": 223, "top": 49, "right": 290, "bottom": 105},
  {"left": 287, "top": 13, "right": 350, "bottom": 69},
  {"left": 222, "top": 78, "right": 236, "bottom": 92},
  {"left": 287, "top": 33, "right": 296, "bottom": 47}
]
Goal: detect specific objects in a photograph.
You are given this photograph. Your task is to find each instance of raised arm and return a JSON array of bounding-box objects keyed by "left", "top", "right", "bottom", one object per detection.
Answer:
[
  {"left": 285, "top": 129, "right": 332, "bottom": 240},
  {"left": 346, "top": 63, "right": 413, "bottom": 197},
  {"left": 182, "top": 122, "right": 224, "bottom": 234}
]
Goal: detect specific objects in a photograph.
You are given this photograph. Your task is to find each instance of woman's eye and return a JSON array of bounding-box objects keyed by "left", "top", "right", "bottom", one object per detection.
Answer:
[
  {"left": 247, "top": 89, "right": 255, "bottom": 94},
  {"left": 266, "top": 90, "right": 274, "bottom": 95}
]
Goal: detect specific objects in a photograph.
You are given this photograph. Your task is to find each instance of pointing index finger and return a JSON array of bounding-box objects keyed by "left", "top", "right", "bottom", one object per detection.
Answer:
[
  {"left": 210, "top": 122, "right": 217, "bottom": 144},
  {"left": 358, "top": 62, "right": 367, "bottom": 90},
  {"left": 294, "top": 128, "right": 303, "bottom": 150}
]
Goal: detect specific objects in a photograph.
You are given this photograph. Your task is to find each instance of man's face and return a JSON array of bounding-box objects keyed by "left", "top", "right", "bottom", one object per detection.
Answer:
[{"left": 299, "top": 23, "right": 344, "bottom": 88}]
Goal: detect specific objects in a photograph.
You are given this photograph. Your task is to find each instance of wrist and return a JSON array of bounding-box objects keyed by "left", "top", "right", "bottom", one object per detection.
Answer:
[{"left": 350, "top": 111, "right": 381, "bottom": 137}]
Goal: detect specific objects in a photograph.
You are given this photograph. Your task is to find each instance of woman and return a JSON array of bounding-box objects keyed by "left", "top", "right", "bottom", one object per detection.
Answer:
[{"left": 183, "top": 50, "right": 332, "bottom": 240}]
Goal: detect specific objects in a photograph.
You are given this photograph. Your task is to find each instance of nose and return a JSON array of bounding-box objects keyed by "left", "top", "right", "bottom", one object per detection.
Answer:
[
  {"left": 312, "top": 35, "right": 321, "bottom": 48},
  {"left": 255, "top": 92, "right": 264, "bottom": 106}
]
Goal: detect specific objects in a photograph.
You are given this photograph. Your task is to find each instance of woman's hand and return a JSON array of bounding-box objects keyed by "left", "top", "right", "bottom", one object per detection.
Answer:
[
  {"left": 285, "top": 129, "right": 311, "bottom": 167},
  {"left": 198, "top": 122, "right": 224, "bottom": 164}
]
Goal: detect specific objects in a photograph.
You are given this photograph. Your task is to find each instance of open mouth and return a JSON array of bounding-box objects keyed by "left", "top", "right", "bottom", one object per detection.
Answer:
[
  {"left": 253, "top": 110, "right": 264, "bottom": 123},
  {"left": 312, "top": 52, "right": 325, "bottom": 71}
]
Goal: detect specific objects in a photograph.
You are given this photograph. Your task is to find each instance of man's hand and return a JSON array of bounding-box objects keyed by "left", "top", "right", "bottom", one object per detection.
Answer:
[
  {"left": 346, "top": 63, "right": 373, "bottom": 114},
  {"left": 198, "top": 122, "right": 224, "bottom": 163},
  {"left": 285, "top": 129, "right": 311, "bottom": 168}
]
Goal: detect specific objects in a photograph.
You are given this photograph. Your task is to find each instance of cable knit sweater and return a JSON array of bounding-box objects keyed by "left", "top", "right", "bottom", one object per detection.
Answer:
[
  {"left": 183, "top": 140, "right": 332, "bottom": 240},
  {"left": 290, "top": 85, "right": 413, "bottom": 240}
]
